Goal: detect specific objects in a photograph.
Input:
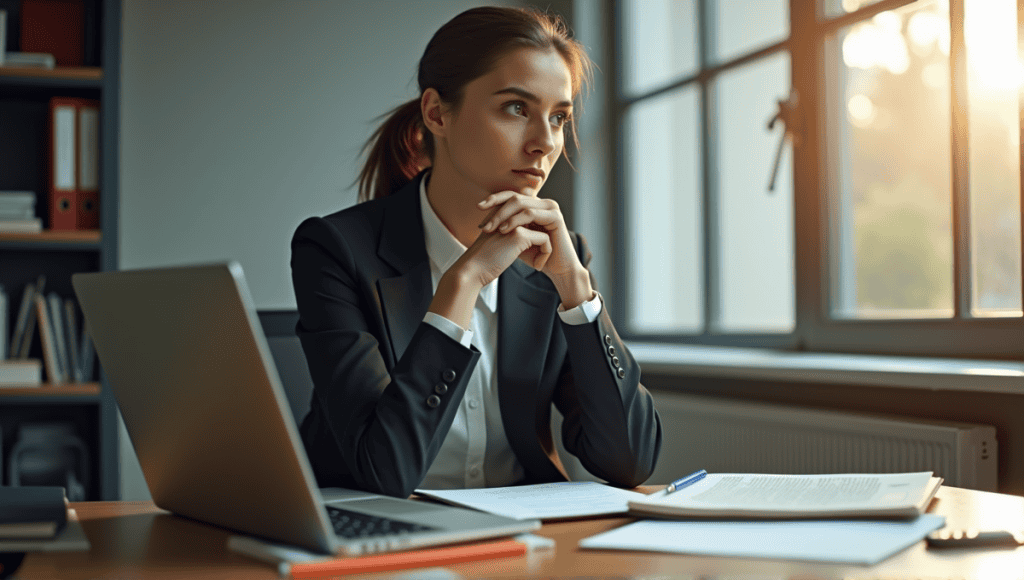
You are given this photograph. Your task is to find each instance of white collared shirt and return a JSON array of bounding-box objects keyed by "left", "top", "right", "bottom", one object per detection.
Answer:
[{"left": 416, "top": 173, "right": 602, "bottom": 489}]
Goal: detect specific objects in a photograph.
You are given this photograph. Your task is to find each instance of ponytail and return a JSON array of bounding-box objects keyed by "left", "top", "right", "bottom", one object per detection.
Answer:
[{"left": 357, "top": 98, "right": 429, "bottom": 202}]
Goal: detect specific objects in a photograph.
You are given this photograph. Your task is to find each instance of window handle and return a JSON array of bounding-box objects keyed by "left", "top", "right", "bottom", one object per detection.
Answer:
[{"left": 766, "top": 90, "right": 802, "bottom": 193}]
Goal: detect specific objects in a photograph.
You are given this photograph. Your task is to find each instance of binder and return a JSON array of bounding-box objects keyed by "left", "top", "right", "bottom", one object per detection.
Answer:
[
  {"left": 19, "top": 0, "right": 84, "bottom": 67},
  {"left": 48, "top": 97, "right": 99, "bottom": 231}
]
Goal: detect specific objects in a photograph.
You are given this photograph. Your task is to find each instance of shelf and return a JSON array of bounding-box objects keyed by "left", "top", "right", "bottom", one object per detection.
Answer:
[
  {"left": 0, "top": 66, "right": 102, "bottom": 81},
  {"left": 0, "top": 230, "right": 102, "bottom": 251},
  {"left": 0, "top": 383, "right": 101, "bottom": 403}
]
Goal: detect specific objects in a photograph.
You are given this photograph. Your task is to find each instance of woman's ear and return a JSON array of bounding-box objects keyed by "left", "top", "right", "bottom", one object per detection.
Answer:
[{"left": 421, "top": 88, "right": 448, "bottom": 138}]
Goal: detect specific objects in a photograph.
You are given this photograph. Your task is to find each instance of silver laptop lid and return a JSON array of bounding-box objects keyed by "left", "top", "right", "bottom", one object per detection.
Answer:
[{"left": 73, "top": 262, "right": 337, "bottom": 553}]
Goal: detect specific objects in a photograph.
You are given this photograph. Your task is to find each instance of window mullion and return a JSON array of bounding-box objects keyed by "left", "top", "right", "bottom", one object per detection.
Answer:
[
  {"left": 1019, "top": 0, "right": 1024, "bottom": 313},
  {"left": 698, "top": 0, "right": 720, "bottom": 336},
  {"left": 950, "top": 0, "right": 972, "bottom": 319}
]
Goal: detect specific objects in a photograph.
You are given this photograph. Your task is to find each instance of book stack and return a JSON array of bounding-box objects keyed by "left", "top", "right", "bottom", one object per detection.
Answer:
[
  {"left": 0, "top": 485, "right": 90, "bottom": 570},
  {"left": 3, "top": 276, "right": 91, "bottom": 387},
  {"left": 0, "top": 191, "right": 42, "bottom": 234}
]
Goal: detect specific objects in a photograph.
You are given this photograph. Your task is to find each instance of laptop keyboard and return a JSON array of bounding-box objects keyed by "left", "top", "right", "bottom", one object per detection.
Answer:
[{"left": 327, "top": 505, "right": 438, "bottom": 539}]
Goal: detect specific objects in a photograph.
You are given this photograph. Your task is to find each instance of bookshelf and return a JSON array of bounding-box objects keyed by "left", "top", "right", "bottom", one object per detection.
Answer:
[{"left": 0, "top": 0, "right": 120, "bottom": 500}]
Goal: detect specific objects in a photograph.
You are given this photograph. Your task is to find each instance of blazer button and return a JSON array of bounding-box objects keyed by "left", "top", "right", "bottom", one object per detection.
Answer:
[
  {"left": 612, "top": 356, "right": 620, "bottom": 368},
  {"left": 607, "top": 345, "right": 616, "bottom": 357},
  {"left": 442, "top": 369, "right": 457, "bottom": 383},
  {"left": 426, "top": 395, "right": 441, "bottom": 408},
  {"left": 604, "top": 334, "right": 612, "bottom": 345},
  {"left": 434, "top": 383, "right": 448, "bottom": 395},
  {"left": 617, "top": 368, "right": 626, "bottom": 379}
]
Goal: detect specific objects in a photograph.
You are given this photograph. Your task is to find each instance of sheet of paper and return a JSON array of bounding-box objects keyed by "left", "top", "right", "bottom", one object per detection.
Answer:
[
  {"left": 579, "top": 514, "right": 946, "bottom": 565},
  {"left": 415, "top": 482, "right": 647, "bottom": 520}
]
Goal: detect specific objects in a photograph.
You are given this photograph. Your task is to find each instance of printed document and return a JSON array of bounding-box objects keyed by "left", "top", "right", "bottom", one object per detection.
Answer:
[
  {"left": 415, "top": 482, "right": 647, "bottom": 520},
  {"left": 628, "top": 471, "right": 943, "bottom": 519}
]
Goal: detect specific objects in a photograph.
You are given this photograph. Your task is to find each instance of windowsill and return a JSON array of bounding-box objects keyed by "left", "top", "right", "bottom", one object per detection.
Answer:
[{"left": 627, "top": 342, "right": 1024, "bottom": 394}]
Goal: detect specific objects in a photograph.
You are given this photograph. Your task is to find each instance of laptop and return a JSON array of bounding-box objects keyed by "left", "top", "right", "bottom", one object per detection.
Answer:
[{"left": 72, "top": 262, "right": 540, "bottom": 556}]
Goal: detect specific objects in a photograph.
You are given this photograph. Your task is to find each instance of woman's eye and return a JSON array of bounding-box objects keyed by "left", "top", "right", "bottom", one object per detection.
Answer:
[
  {"left": 505, "top": 102, "right": 526, "bottom": 116},
  {"left": 550, "top": 113, "right": 568, "bottom": 127}
]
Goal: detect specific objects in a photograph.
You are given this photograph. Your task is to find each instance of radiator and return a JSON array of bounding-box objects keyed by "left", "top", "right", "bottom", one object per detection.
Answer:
[{"left": 639, "top": 392, "right": 998, "bottom": 491}]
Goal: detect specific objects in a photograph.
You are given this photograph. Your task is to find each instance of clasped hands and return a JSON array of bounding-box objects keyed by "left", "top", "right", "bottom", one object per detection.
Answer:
[{"left": 456, "top": 190, "right": 593, "bottom": 309}]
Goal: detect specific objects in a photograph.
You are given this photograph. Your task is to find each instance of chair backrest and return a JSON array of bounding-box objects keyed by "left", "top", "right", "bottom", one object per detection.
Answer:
[{"left": 257, "top": 310, "right": 314, "bottom": 428}]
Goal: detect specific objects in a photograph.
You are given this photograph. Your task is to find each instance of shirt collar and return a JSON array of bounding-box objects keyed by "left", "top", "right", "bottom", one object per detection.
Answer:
[{"left": 419, "top": 172, "right": 497, "bottom": 312}]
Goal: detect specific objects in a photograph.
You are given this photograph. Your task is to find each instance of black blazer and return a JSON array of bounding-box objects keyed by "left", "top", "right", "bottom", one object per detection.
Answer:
[{"left": 290, "top": 173, "right": 662, "bottom": 498}]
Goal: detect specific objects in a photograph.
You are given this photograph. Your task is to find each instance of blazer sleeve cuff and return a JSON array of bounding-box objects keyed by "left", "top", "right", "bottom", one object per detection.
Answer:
[
  {"left": 423, "top": 312, "right": 474, "bottom": 348},
  {"left": 557, "top": 291, "right": 602, "bottom": 325}
]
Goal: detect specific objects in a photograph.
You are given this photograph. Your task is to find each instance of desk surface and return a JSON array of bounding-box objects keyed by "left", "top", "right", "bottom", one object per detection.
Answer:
[{"left": 16, "top": 486, "right": 1024, "bottom": 579}]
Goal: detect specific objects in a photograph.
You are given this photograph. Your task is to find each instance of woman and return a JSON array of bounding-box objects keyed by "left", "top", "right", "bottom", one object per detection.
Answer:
[{"left": 291, "top": 6, "right": 661, "bottom": 498}]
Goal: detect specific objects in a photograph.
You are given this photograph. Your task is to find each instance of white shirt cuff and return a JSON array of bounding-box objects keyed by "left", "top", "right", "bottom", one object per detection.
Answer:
[
  {"left": 557, "top": 291, "right": 602, "bottom": 325},
  {"left": 423, "top": 312, "right": 473, "bottom": 348}
]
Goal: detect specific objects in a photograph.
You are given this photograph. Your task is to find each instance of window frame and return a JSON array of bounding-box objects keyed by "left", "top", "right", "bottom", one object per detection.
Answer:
[{"left": 610, "top": 0, "right": 1024, "bottom": 359}]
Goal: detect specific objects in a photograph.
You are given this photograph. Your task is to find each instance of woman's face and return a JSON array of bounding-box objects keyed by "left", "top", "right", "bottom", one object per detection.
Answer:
[{"left": 440, "top": 47, "right": 573, "bottom": 198}]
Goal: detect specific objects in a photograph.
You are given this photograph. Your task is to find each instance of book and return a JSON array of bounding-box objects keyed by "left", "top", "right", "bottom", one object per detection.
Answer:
[
  {"left": 228, "top": 534, "right": 538, "bottom": 578},
  {"left": 0, "top": 283, "right": 6, "bottom": 359},
  {"left": 9, "top": 277, "right": 43, "bottom": 359},
  {"left": 0, "top": 359, "right": 42, "bottom": 386},
  {"left": 0, "top": 10, "right": 5, "bottom": 67},
  {"left": 17, "top": 276, "right": 45, "bottom": 359},
  {"left": 627, "top": 471, "right": 944, "bottom": 520},
  {"left": 1, "top": 51, "right": 55, "bottom": 68},
  {"left": 0, "top": 191, "right": 37, "bottom": 206},
  {"left": 34, "top": 294, "right": 62, "bottom": 383},
  {"left": 64, "top": 299, "right": 81, "bottom": 382},
  {"left": 0, "top": 486, "right": 67, "bottom": 539},
  {"left": 0, "top": 218, "right": 42, "bottom": 233},
  {"left": 79, "top": 320, "right": 93, "bottom": 381},
  {"left": 0, "top": 509, "right": 88, "bottom": 553},
  {"left": 47, "top": 293, "right": 68, "bottom": 382}
]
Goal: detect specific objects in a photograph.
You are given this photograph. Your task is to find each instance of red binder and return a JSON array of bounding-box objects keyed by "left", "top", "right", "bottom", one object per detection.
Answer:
[
  {"left": 48, "top": 97, "right": 100, "bottom": 231},
  {"left": 20, "top": 0, "right": 85, "bottom": 67}
]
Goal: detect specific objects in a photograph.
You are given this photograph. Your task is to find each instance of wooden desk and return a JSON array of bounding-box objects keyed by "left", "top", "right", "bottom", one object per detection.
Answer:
[{"left": 15, "top": 486, "right": 1024, "bottom": 579}]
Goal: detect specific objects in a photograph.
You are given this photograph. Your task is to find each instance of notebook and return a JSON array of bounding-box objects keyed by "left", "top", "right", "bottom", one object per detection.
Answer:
[{"left": 72, "top": 261, "right": 540, "bottom": 556}]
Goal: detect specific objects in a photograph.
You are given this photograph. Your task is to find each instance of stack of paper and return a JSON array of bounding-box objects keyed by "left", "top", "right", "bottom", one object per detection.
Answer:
[
  {"left": 581, "top": 471, "right": 947, "bottom": 566},
  {"left": 628, "top": 471, "right": 944, "bottom": 519}
]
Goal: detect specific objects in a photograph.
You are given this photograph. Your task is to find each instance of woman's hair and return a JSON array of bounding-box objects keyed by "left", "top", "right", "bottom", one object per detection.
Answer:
[{"left": 356, "top": 6, "right": 593, "bottom": 202}]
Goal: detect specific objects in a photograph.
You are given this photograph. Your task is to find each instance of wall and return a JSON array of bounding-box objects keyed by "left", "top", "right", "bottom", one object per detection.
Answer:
[{"left": 118, "top": 0, "right": 527, "bottom": 500}]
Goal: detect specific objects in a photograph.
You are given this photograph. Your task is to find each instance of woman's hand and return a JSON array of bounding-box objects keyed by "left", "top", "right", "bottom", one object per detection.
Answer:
[
  {"left": 477, "top": 191, "right": 594, "bottom": 308},
  {"left": 457, "top": 219, "right": 553, "bottom": 289}
]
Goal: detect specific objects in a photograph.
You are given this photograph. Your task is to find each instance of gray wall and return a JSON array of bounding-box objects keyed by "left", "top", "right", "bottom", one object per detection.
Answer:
[{"left": 118, "top": 0, "right": 533, "bottom": 500}]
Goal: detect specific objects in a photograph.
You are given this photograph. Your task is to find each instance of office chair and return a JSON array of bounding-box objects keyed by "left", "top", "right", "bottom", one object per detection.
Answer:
[{"left": 257, "top": 310, "right": 315, "bottom": 428}]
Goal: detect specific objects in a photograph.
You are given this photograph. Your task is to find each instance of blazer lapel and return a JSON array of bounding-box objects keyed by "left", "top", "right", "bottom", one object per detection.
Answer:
[
  {"left": 376, "top": 175, "right": 433, "bottom": 365},
  {"left": 497, "top": 260, "right": 567, "bottom": 481}
]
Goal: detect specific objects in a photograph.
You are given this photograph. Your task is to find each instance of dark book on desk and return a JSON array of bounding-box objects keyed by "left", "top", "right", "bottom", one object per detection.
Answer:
[{"left": 0, "top": 486, "right": 68, "bottom": 539}]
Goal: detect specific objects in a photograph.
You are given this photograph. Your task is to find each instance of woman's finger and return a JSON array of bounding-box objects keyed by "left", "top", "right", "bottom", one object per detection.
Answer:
[
  {"left": 477, "top": 190, "right": 518, "bottom": 210},
  {"left": 498, "top": 207, "right": 561, "bottom": 234},
  {"left": 480, "top": 196, "right": 527, "bottom": 231},
  {"left": 483, "top": 196, "right": 556, "bottom": 233},
  {"left": 515, "top": 226, "right": 552, "bottom": 270}
]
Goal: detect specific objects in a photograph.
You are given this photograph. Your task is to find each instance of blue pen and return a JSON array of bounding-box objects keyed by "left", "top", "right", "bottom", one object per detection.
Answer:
[{"left": 665, "top": 469, "right": 707, "bottom": 494}]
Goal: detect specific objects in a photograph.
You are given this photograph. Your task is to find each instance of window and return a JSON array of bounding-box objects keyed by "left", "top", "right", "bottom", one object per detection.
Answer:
[{"left": 615, "top": 0, "right": 1023, "bottom": 358}]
